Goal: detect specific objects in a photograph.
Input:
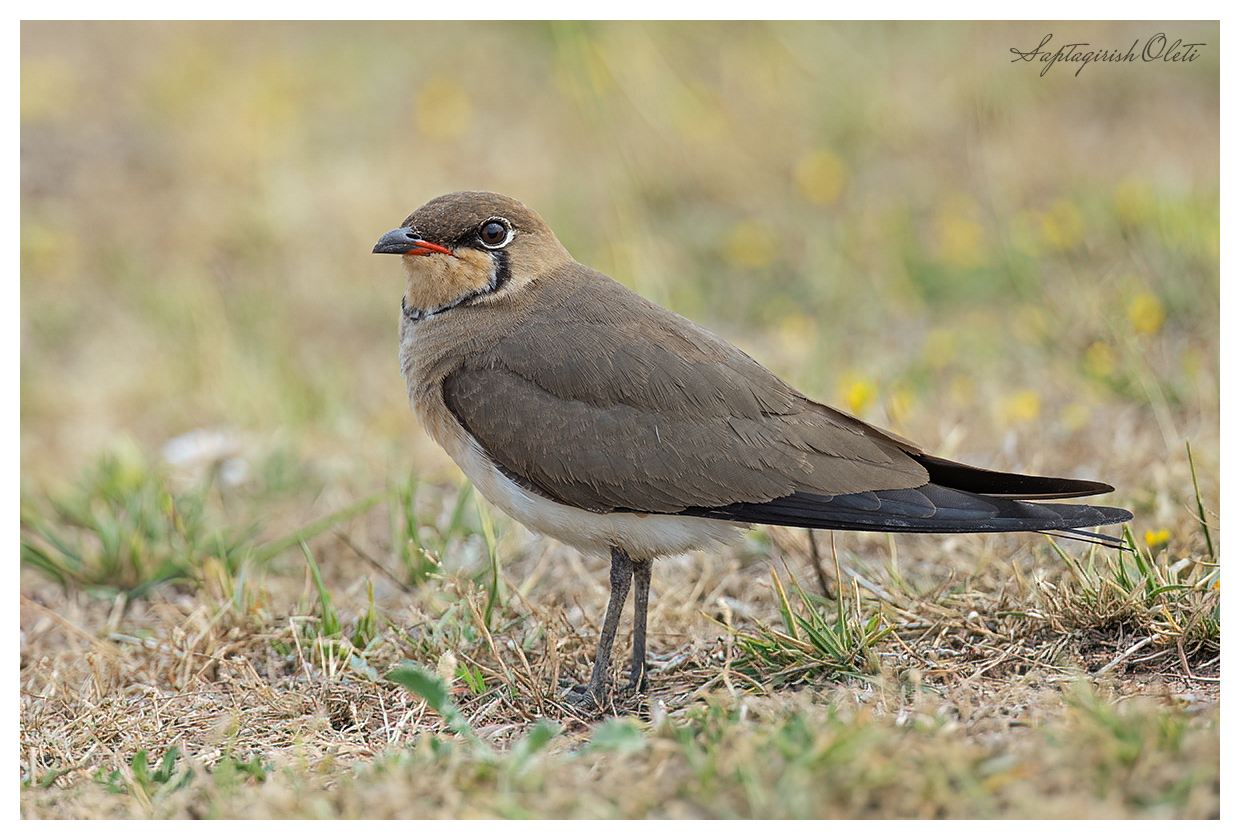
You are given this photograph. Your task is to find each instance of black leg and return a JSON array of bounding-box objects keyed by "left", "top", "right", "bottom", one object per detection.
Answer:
[
  {"left": 578, "top": 546, "right": 634, "bottom": 706},
  {"left": 628, "top": 557, "right": 652, "bottom": 693}
]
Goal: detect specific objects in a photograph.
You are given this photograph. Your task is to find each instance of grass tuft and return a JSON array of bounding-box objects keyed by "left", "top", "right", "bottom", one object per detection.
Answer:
[
  {"left": 20, "top": 451, "right": 253, "bottom": 600},
  {"left": 1038, "top": 533, "right": 1219, "bottom": 675},
  {"left": 724, "top": 568, "right": 890, "bottom": 687}
]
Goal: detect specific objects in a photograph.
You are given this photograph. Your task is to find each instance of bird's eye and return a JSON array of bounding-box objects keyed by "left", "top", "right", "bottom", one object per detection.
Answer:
[{"left": 479, "top": 219, "right": 511, "bottom": 248}]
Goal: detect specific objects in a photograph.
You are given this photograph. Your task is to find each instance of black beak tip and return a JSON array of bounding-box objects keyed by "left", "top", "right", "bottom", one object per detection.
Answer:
[{"left": 373, "top": 226, "right": 417, "bottom": 255}]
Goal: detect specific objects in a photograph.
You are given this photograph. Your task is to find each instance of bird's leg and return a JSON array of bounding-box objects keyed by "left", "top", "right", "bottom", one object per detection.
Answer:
[
  {"left": 627, "top": 557, "right": 652, "bottom": 694},
  {"left": 575, "top": 545, "right": 634, "bottom": 707}
]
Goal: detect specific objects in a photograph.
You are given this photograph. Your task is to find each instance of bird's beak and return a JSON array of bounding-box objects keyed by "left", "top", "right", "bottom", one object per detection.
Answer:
[{"left": 373, "top": 227, "right": 455, "bottom": 257}]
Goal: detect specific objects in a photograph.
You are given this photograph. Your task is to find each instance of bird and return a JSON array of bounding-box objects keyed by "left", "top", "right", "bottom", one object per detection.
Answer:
[{"left": 373, "top": 190, "right": 1132, "bottom": 708}]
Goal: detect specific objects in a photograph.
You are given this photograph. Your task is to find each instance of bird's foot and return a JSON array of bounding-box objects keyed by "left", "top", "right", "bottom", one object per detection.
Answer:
[
  {"left": 564, "top": 681, "right": 608, "bottom": 711},
  {"left": 563, "top": 676, "right": 648, "bottom": 714}
]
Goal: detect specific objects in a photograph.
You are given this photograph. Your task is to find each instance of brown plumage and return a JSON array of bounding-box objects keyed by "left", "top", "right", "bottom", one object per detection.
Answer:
[{"left": 374, "top": 190, "right": 1132, "bottom": 708}]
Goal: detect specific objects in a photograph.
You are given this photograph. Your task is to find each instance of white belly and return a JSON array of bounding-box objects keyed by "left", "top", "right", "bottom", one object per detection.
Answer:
[{"left": 446, "top": 424, "right": 743, "bottom": 559}]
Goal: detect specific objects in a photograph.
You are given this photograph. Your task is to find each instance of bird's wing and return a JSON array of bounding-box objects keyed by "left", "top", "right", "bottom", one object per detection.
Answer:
[{"left": 442, "top": 267, "right": 930, "bottom": 514}]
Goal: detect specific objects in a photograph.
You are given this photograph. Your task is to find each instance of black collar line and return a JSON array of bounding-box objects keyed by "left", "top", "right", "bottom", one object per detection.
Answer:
[{"left": 402, "top": 251, "right": 511, "bottom": 323}]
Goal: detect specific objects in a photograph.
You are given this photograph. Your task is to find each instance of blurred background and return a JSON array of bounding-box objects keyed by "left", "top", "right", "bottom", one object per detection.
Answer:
[{"left": 21, "top": 21, "right": 1219, "bottom": 538}]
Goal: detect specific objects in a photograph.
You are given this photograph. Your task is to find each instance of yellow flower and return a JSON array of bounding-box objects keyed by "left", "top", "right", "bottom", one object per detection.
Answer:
[
  {"left": 1127, "top": 292, "right": 1166, "bottom": 335},
  {"left": 794, "top": 149, "right": 847, "bottom": 206},
  {"left": 1143, "top": 529, "right": 1170, "bottom": 549},
  {"left": 999, "top": 390, "right": 1040, "bottom": 424},
  {"left": 838, "top": 374, "right": 877, "bottom": 417}
]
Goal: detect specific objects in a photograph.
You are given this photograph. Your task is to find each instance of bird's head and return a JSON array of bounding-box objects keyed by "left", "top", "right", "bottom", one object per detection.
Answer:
[{"left": 373, "top": 191, "right": 572, "bottom": 320}]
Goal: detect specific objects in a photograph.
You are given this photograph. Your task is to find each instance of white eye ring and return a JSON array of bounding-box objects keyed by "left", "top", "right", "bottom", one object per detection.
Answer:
[{"left": 478, "top": 218, "right": 513, "bottom": 249}]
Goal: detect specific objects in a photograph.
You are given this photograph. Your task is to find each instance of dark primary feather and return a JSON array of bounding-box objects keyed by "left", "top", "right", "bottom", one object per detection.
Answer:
[{"left": 911, "top": 453, "right": 1116, "bottom": 499}]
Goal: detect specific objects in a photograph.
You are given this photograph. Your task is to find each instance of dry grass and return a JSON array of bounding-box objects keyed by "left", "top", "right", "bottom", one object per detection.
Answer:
[{"left": 20, "top": 21, "right": 1218, "bottom": 819}]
